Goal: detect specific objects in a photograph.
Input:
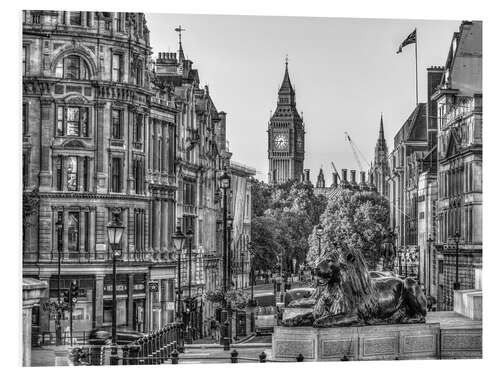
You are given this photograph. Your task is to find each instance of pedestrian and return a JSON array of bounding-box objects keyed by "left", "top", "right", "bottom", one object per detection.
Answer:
[{"left": 210, "top": 318, "right": 217, "bottom": 339}]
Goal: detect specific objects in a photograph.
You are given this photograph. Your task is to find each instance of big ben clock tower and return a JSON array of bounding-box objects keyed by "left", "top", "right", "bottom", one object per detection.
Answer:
[{"left": 268, "top": 59, "right": 305, "bottom": 184}]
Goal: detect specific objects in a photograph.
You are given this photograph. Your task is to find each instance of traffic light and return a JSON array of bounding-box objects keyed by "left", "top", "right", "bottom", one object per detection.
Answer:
[
  {"left": 70, "top": 280, "right": 79, "bottom": 305},
  {"left": 62, "top": 289, "right": 69, "bottom": 305}
]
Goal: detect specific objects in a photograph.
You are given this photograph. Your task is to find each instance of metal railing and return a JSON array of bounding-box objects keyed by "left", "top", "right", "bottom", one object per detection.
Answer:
[{"left": 70, "top": 323, "right": 183, "bottom": 366}]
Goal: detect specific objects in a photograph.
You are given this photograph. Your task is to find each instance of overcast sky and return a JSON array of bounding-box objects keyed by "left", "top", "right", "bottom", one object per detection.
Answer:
[{"left": 147, "top": 13, "right": 460, "bottom": 182}]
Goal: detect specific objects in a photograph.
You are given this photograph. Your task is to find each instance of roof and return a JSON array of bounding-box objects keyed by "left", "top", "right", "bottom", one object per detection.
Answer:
[
  {"left": 394, "top": 103, "right": 427, "bottom": 148},
  {"left": 279, "top": 62, "right": 294, "bottom": 95}
]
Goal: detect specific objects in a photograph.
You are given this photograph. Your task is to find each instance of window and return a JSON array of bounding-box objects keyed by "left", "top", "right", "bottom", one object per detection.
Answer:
[
  {"left": 134, "top": 209, "right": 145, "bottom": 251},
  {"left": 86, "top": 12, "right": 92, "bottom": 27},
  {"left": 115, "top": 13, "right": 123, "bottom": 32},
  {"left": 32, "top": 12, "right": 41, "bottom": 24},
  {"left": 134, "top": 159, "right": 144, "bottom": 194},
  {"left": 55, "top": 156, "right": 63, "bottom": 191},
  {"left": 23, "top": 153, "right": 29, "bottom": 189},
  {"left": 56, "top": 106, "right": 89, "bottom": 137},
  {"left": 183, "top": 180, "right": 196, "bottom": 206},
  {"left": 83, "top": 157, "right": 89, "bottom": 191},
  {"left": 22, "top": 103, "right": 29, "bottom": 134},
  {"left": 69, "top": 12, "right": 82, "bottom": 26},
  {"left": 111, "top": 109, "right": 122, "bottom": 139},
  {"left": 134, "top": 114, "right": 143, "bottom": 142},
  {"left": 111, "top": 157, "right": 122, "bottom": 192},
  {"left": 68, "top": 212, "right": 80, "bottom": 255},
  {"left": 135, "top": 62, "right": 143, "bottom": 86},
  {"left": 66, "top": 156, "right": 78, "bottom": 191},
  {"left": 22, "top": 45, "right": 28, "bottom": 75},
  {"left": 55, "top": 55, "right": 89, "bottom": 80},
  {"left": 112, "top": 53, "right": 122, "bottom": 82}
]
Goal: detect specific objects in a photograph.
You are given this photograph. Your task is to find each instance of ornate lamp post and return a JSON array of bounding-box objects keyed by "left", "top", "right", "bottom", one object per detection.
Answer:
[
  {"left": 106, "top": 209, "right": 125, "bottom": 366},
  {"left": 227, "top": 215, "right": 234, "bottom": 288},
  {"left": 451, "top": 231, "right": 461, "bottom": 290},
  {"left": 172, "top": 221, "right": 186, "bottom": 353},
  {"left": 316, "top": 224, "right": 324, "bottom": 257},
  {"left": 426, "top": 236, "right": 434, "bottom": 296},
  {"left": 219, "top": 171, "right": 231, "bottom": 349},
  {"left": 55, "top": 216, "right": 63, "bottom": 345},
  {"left": 185, "top": 226, "right": 194, "bottom": 344}
]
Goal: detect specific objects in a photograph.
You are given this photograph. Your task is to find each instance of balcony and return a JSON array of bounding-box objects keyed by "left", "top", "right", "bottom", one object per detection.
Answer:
[{"left": 22, "top": 250, "right": 178, "bottom": 264}]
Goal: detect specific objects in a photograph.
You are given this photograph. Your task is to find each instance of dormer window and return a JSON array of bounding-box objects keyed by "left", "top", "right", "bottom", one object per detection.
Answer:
[{"left": 55, "top": 55, "right": 90, "bottom": 80}]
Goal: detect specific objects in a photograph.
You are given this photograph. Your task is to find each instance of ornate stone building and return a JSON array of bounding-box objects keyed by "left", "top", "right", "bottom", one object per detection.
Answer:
[
  {"left": 267, "top": 60, "right": 305, "bottom": 184},
  {"left": 432, "top": 21, "right": 482, "bottom": 310},
  {"left": 371, "top": 115, "right": 389, "bottom": 198},
  {"left": 22, "top": 10, "right": 255, "bottom": 339}
]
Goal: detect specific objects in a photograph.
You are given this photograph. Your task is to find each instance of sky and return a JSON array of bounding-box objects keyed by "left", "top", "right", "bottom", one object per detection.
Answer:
[{"left": 146, "top": 13, "right": 461, "bottom": 182}]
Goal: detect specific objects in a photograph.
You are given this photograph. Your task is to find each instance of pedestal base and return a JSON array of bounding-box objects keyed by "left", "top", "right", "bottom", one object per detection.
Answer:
[{"left": 273, "top": 323, "right": 440, "bottom": 361}]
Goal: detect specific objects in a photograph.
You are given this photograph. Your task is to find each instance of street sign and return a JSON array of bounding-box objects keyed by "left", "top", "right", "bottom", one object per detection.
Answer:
[{"left": 149, "top": 281, "right": 159, "bottom": 293}]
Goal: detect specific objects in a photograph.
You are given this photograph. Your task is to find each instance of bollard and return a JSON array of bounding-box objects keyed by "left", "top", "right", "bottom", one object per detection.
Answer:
[
  {"left": 231, "top": 349, "right": 239, "bottom": 363},
  {"left": 171, "top": 349, "right": 179, "bottom": 364},
  {"left": 122, "top": 345, "right": 130, "bottom": 365},
  {"left": 340, "top": 355, "right": 349, "bottom": 361},
  {"left": 296, "top": 353, "right": 304, "bottom": 362},
  {"left": 259, "top": 351, "right": 267, "bottom": 363},
  {"left": 223, "top": 320, "right": 230, "bottom": 351}
]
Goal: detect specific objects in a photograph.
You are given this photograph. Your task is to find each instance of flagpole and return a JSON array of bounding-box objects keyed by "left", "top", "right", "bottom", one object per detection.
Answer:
[{"left": 414, "top": 28, "right": 418, "bottom": 106}]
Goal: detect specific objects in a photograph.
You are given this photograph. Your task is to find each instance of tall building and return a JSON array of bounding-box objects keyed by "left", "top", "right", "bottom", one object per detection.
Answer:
[
  {"left": 267, "top": 60, "right": 305, "bottom": 184},
  {"left": 432, "top": 21, "right": 482, "bottom": 311},
  {"left": 372, "top": 114, "right": 389, "bottom": 197}
]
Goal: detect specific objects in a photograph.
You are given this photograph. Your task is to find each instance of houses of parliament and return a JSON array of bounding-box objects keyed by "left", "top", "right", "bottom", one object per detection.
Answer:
[{"left": 267, "top": 60, "right": 388, "bottom": 197}]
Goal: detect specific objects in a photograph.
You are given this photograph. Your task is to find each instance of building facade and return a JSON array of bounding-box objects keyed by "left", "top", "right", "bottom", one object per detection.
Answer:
[
  {"left": 22, "top": 10, "right": 255, "bottom": 340},
  {"left": 432, "top": 21, "right": 482, "bottom": 311},
  {"left": 268, "top": 61, "right": 305, "bottom": 184}
]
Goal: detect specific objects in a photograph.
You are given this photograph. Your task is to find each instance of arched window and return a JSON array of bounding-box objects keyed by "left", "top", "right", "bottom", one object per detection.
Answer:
[{"left": 55, "top": 55, "right": 90, "bottom": 80}]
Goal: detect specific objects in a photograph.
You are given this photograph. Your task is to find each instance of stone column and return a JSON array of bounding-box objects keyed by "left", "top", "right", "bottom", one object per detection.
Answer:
[
  {"left": 128, "top": 274, "right": 134, "bottom": 328},
  {"left": 94, "top": 275, "right": 104, "bottom": 327},
  {"left": 89, "top": 208, "right": 96, "bottom": 259},
  {"left": 161, "top": 196, "right": 168, "bottom": 253},
  {"left": 153, "top": 197, "right": 161, "bottom": 253},
  {"left": 39, "top": 98, "right": 54, "bottom": 191},
  {"left": 62, "top": 210, "right": 68, "bottom": 259},
  {"left": 96, "top": 102, "right": 107, "bottom": 193}
]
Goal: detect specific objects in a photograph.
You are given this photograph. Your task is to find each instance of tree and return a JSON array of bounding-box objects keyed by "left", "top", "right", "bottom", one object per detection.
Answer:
[{"left": 307, "top": 189, "right": 391, "bottom": 270}]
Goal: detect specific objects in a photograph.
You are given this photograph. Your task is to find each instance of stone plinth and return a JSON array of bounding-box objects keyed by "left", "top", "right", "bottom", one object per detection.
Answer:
[
  {"left": 23, "top": 278, "right": 48, "bottom": 366},
  {"left": 454, "top": 289, "right": 482, "bottom": 320},
  {"left": 273, "top": 323, "right": 440, "bottom": 361}
]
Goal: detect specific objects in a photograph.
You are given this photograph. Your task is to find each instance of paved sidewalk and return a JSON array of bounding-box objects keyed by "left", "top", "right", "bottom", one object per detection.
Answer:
[{"left": 31, "top": 345, "right": 71, "bottom": 367}]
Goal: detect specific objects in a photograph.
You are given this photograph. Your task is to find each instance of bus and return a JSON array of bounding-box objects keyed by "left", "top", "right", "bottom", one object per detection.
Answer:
[{"left": 253, "top": 292, "right": 277, "bottom": 335}]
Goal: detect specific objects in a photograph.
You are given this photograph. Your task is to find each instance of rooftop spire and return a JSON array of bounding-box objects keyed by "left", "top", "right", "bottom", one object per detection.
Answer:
[
  {"left": 379, "top": 113, "right": 385, "bottom": 138},
  {"left": 174, "top": 25, "right": 186, "bottom": 61},
  {"left": 279, "top": 55, "right": 294, "bottom": 95}
]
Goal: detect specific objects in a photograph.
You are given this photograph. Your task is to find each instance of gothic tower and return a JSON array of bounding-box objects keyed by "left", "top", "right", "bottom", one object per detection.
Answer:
[
  {"left": 268, "top": 59, "right": 305, "bottom": 184},
  {"left": 373, "top": 114, "right": 389, "bottom": 197}
]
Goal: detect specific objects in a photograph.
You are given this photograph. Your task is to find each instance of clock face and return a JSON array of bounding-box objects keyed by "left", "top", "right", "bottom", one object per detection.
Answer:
[{"left": 273, "top": 134, "right": 288, "bottom": 150}]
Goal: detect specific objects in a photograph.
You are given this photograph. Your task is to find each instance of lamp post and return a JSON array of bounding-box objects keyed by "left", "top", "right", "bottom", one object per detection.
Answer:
[
  {"left": 404, "top": 248, "right": 408, "bottom": 278},
  {"left": 316, "top": 224, "right": 324, "bottom": 257},
  {"left": 172, "top": 221, "right": 186, "bottom": 353},
  {"left": 106, "top": 209, "right": 125, "bottom": 366},
  {"left": 426, "top": 236, "right": 433, "bottom": 296},
  {"left": 451, "top": 231, "right": 461, "bottom": 290},
  {"left": 55, "top": 216, "right": 63, "bottom": 346},
  {"left": 219, "top": 170, "right": 231, "bottom": 349},
  {"left": 185, "top": 227, "right": 193, "bottom": 344},
  {"left": 227, "top": 215, "right": 234, "bottom": 288}
]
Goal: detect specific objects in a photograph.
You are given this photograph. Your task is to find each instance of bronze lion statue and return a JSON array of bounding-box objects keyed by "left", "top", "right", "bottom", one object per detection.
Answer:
[{"left": 283, "top": 248, "right": 427, "bottom": 327}]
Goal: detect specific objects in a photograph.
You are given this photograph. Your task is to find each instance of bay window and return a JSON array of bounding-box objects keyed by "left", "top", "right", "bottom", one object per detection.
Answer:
[{"left": 56, "top": 106, "right": 89, "bottom": 137}]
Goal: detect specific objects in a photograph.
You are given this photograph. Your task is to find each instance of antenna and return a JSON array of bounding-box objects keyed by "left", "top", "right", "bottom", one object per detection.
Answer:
[{"left": 174, "top": 25, "right": 186, "bottom": 44}]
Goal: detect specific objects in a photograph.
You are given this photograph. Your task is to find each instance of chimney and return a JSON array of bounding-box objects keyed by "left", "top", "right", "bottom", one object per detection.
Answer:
[
  {"left": 360, "top": 171, "right": 367, "bottom": 190},
  {"left": 341, "top": 169, "right": 348, "bottom": 182},
  {"left": 304, "top": 169, "right": 311, "bottom": 183},
  {"left": 332, "top": 172, "right": 338, "bottom": 188},
  {"left": 350, "top": 170, "right": 357, "bottom": 185}
]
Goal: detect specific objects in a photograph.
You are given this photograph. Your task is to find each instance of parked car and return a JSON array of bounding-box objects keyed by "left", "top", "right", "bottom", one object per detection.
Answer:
[
  {"left": 88, "top": 327, "right": 145, "bottom": 346},
  {"left": 253, "top": 292, "right": 277, "bottom": 335}
]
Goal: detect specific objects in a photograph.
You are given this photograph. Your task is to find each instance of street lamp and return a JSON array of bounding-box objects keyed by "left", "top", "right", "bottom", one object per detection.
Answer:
[
  {"left": 219, "top": 170, "right": 231, "bottom": 350},
  {"left": 106, "top": 209, "right": 125, "bottom": 366},
  {"left": 451, "top": 231, "right": 461, "bottom": 290},
  {"left": 316, "top": 224, "right": 324, "bottom": 257},
  {"left": 55, "top": 216, "right": 63, "bottom": 345},
  {"left": 185, "top": 227, "right": 194, "bottom": 344},
  {"left": 172, "top": 221, "right": 185, "bottom": 353},
  {"left": 426, "top": 236, "right": 433, "bottom": 295},
  {"left": 227, "top": 215, "right": 234, "bottom": 288}
]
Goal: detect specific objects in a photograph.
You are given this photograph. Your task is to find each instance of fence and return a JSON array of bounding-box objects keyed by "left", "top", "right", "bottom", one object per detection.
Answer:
[{"left": 70, "top": 323, "right": 183, "bottom": 365}]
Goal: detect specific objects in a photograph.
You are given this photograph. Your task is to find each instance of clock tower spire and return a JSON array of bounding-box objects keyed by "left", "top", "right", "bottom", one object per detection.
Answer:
[{"left": 267, "top": 58, "right": 305, "bottom": 184}]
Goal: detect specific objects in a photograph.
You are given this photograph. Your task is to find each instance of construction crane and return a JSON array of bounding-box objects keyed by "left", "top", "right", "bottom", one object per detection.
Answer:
[
  {"left": 330, "top": 161, "right": 340, "bottom": 177},
  {"left": 344, "top": 131, "right": 370, "bottom": 171}
]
